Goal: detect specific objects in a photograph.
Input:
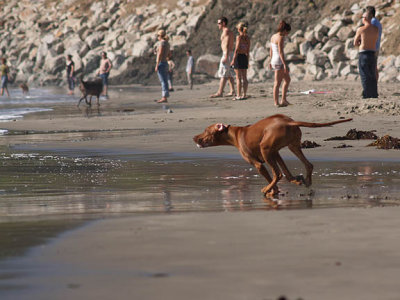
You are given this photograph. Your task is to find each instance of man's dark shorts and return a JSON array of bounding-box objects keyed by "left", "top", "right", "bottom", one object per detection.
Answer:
[{"left": 99, "top": 72, "right": 109, "bottom": 85}]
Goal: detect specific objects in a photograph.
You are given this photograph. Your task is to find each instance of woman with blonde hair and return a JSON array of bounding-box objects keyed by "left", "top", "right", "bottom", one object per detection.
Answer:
[
  {"left": 269, "top": 20, "right": 291, "bottom": 107},
  {"left": 231, "top": 21, "right": 250, "bottom": 100},
  {"left": 155, "top": 29, "right": 171, "bottom": 103}
]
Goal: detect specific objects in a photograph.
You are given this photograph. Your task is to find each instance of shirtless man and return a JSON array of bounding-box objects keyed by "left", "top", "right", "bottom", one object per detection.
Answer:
[
  {"left": 353, "top": 11, "right": 379, "bottom": 98},
  {"left": 210, "top": 16, "right": 235, "bottom": 98},
  {"left": 97, "top": 51, "right": 112, "bottom": 98}
]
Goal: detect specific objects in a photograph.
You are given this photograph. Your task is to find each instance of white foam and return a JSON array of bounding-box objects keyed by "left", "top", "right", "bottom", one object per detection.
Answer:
[{"left": 0, "top": 107, "right": 53, "bottom": 122}]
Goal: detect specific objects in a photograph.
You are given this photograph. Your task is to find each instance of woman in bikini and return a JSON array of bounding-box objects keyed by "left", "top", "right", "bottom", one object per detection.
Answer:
[
  {"left": 231, "top": 22, "right": 250, "bottom": 100},
  {"left": 269, "top": 20, "right": 291, "bottom": 107}
]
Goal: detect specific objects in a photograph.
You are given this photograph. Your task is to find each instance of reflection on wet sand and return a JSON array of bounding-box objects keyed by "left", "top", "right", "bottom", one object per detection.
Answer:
[
  {"left": 1, "top": 151, "right": 400, "bottom": 219},
  {"left": 0, "top": 150, "right": 400, "bottom": 262}
]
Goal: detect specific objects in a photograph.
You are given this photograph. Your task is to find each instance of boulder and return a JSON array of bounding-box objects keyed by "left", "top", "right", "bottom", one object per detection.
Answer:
[
  {"left": 132, "top": 39, "right": 150, "bottom": 57},
  {"left": 195, "top": 54, "right": 220, "bottom": 77},
  {"left": 86, "top": 32, "right": 105, "bottom": 49},
  {"left": 334, "top": 61, "right": 347, "bottom": 76},
  {"left": 306, "top": 50, "right": 330, "bottom": 67},
  {"left": 321, "top": 39, "right": 341, "bottom": 53},
  {"left": 299, "top": 41, "right": 312, "bottom": 56},
  {"left": 82, "top": 50, "right": 102, "bottom": 74},
  {"left": 336, "top": 27, "right": 355, "bottom": 41},
  {"left": 380, "top": 55, "right": 396, "bottom": 69},
  {"left": 340, "top": 65, "right": 354, "bottom": 77},
  {"left": 284, "top": 42, "right": 299, "bottom": 55},
  {"left": 328, "top": 44, "right": 345, "bottom": 64},
  {"left": 253, "top": 46, "right": 268, "bottom": 62},
  {"left": 35, "top": 43, "right": 49, "bottom": 68},
  {"left": 328, "top": 20, "right": 344, "bottom": 38},
  {"left": 42, "top": 33, "right": 55, "bottom": 45},
  {"left": 44, "top": 54, "right": 66, "bottom": 75}
]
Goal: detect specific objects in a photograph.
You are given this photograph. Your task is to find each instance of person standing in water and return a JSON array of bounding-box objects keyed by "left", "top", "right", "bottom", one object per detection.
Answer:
[
  {"left": 269, "top": 20, "right": 291, "bottom": 107},
  {"left": 231, "top": 21, "right": 250, "bottom": 100},
  {"left": 66, "top": 54, "right": 75, "bottom": 95},
  {"left": 97, "top": 51, "right": 112, "bottom": 98}
]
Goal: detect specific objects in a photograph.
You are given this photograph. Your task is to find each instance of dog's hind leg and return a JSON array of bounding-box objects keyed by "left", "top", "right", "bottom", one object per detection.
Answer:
[
  {"left": 78, "top": 96, "right": 85, "bottom": 107},
  {"left": 276, "top": 153, "right": 304, "bottom": 185},
  {"left": 86, "top": 95, "right": 92, "bottom": 106},
  {"left": 288, "top": 144, "right": 313, "bottom": 187}
]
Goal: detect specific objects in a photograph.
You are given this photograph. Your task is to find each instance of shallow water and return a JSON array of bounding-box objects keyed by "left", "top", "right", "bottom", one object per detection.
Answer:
[{"left": 1, "top": 150, "right": 399, "bottom": 220}]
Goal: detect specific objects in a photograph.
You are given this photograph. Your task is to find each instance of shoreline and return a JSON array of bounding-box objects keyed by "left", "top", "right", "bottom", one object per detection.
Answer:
[{"left": 1, "top": 80, "right": 400, "bottom": 298}]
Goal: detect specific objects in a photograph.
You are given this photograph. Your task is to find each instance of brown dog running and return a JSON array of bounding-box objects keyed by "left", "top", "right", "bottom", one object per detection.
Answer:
[{"left": 193, "top": 114, "right": 352, "bottom": 196}]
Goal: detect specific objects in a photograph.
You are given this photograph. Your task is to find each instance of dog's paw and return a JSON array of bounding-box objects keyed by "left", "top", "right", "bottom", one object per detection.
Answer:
[
  {"left": 261, "top": 186, "right": 279, "bottom": 196},
  {"left": 290, "top": 175, "right": 305, "bottom": 186}
]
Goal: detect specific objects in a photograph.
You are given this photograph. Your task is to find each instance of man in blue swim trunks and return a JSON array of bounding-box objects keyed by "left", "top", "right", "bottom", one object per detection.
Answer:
[{"left": 97, "top": 51, "right": 112, "bottom": 98}]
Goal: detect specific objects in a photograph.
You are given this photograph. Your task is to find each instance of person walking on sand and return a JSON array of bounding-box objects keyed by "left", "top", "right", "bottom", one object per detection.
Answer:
[
  {"left": 366, "top": 6, "right": 382, "bottom": 81},
  {"left": 186, "top": 49, "right": 194, "bottom": 90},
  {"left": 231, "top": 21, "right": 250, "bottom": 100},
  {"left": 66, "top": 54, "right": 75, "bottom": 95},
  {"left": 269, "top": 20, "right": 291, "bottom": 107},
  {"left": 354, "top": 10, "right": 379, "bottom": 99},
  {"left": 0, "top": 57, "right": 10, "bottom": 97},
  {"left": 97, "top": 51, "right": 112, "bottom": 98},
  {"left": 167, "top": 55, "right": 175, "bottom": 92},
  {"left": 210, "top": 17, "right": 235, "bottom": 98},
  {"left": 155, "top": 29, "right": 170, "bottom": 103}
]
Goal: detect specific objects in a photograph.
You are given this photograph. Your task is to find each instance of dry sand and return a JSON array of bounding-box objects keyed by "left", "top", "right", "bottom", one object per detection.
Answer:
[{"left": 1, "top": 80, "right": 400, "bottom": 299}]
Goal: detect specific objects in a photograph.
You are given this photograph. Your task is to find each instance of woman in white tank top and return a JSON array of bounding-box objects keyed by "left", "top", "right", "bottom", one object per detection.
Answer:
[{"left": 269, "top": 20, "right": 291, "bottom": 107}]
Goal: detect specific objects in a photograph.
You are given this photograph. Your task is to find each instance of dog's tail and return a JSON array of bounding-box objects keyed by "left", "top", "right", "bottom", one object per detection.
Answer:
[{"left": 288, "top": 118, "right": 352, "bottom": 128}]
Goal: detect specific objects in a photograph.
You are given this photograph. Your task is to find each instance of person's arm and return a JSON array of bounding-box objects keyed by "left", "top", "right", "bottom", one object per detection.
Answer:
[
  {"left": 155, "top": 42, "right": 164, "bottom": 71},
  {"left": 246, "top": 37, "right": 250, "bottom": 56},
  {"left": 70, "top": 63, "right": 74, "bottom": 77},
  {"left": 269, "top": 40, "right": 273, "bottom": 69},
  {"left": 353, "top": 28, "right": 361, "bottom": 47},
  {"left": 278, "top": 36, "right": 287, "bottom": 72},
  {"left": 221, "top": 30, "right": 229, "bottom": 63},
  {"left": 231, "top": 36, "right": 240, "bottom": 66},
  {"left": 106, "top": 59, "right": 112, "bottom": 72}
]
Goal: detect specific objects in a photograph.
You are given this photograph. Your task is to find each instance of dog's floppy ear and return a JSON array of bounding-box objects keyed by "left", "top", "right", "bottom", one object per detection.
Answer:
[{"left": 216, "top": 123, "right": 227, "bottom": 132}]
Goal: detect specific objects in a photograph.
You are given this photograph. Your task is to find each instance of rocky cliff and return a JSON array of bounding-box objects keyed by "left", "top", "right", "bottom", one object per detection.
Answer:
[{"left": 0, "top": 0, "right": 399, "bottom": 87}]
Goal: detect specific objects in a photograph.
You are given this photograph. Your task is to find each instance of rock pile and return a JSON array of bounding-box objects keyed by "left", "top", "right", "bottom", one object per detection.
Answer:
[
  {"left": 0, "top": 0, "right": 207, "bottom": 86},
  {"left": 247, "top": 1, "right": 400, "bottom": 83},
  {"left": 0, "top": 0, "right": 398, "bottom": 86}
]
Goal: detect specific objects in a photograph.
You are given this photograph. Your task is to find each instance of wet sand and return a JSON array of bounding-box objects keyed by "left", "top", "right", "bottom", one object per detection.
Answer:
[
  {"left": 1, "top": 80, "right": 400, "bottom": 299},
  {"left": 2, "top": 208, "right": 400, "bottom": 300}
]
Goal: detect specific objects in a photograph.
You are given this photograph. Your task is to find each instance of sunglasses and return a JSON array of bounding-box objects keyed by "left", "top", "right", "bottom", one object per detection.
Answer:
[{"left": 217, "top": 22, "right": 222, "bottom": 25}]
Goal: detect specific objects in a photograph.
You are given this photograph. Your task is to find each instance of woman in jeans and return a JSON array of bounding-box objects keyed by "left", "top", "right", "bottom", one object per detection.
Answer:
[{"left": 155, "top": 30, "right": 170, "bottom": 103}]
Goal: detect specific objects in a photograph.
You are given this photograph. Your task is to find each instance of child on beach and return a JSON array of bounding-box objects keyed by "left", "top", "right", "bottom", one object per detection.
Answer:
[
  {"left": 0, "top": 57, "right": 10, "bottom": 97},
  {"left": 167, "top": 56, "right": 175, "bottom": 92},
  {"left": 186, "top": 50, "right": 194, "bottom": 90}
]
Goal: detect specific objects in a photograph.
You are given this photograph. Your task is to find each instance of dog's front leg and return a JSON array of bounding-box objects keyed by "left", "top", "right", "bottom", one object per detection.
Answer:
[{"left": 252, "top": 161, "right": 279, "bottom": 195}]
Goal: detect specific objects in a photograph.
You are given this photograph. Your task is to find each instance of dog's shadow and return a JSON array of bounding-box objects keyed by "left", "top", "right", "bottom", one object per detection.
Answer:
[{"left": 79, "top": 105, "right": 101, "bottom": 118}]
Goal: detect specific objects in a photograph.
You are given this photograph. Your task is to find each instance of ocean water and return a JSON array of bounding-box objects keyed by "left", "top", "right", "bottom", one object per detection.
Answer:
[{"left": 0, "top": 87, "right": 75, "bottom": 123}]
